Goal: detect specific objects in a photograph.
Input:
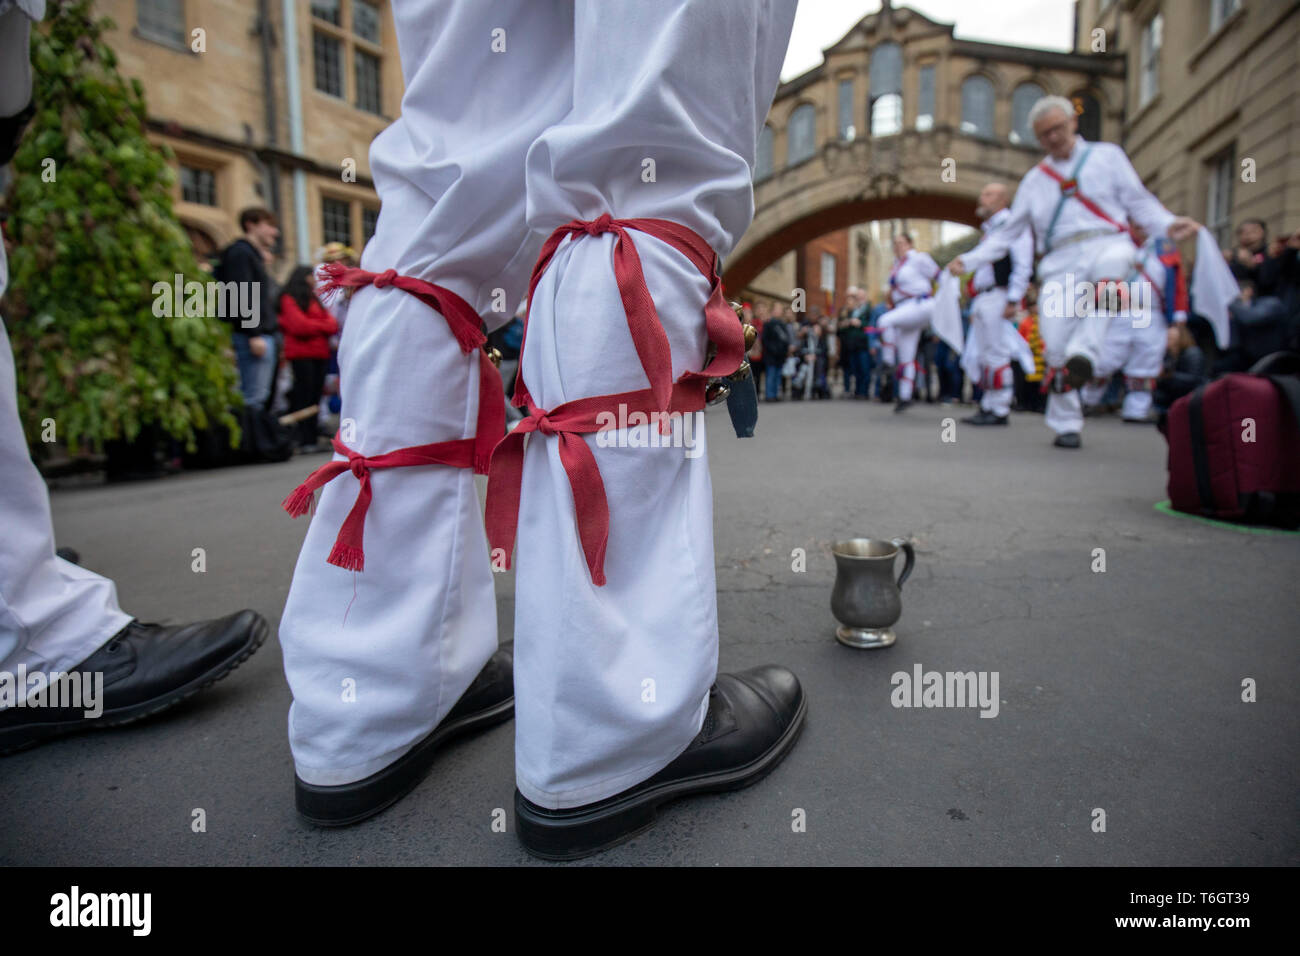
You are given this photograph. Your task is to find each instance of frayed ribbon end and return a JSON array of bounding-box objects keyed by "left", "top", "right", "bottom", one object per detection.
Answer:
[
  {"left": 282, "top": 485, "right": 315, "bottom": 518},
  {"left": 327, "top": 542, "right": 365, "bottom": 572}
]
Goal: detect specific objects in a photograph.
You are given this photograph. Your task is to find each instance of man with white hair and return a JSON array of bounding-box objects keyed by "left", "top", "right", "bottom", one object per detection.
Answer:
[
  {"left": 949, "top": 94, "right": 1200, "bottom": 448},
  {"left": 961, "top": 182, "right": 1034, "bottom": 426},
  {"left": 878, "top": 233, "right": 941, "bottom": 412}
]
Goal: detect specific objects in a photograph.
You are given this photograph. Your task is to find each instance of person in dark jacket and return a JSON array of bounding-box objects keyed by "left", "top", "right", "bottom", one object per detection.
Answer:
[
  {"left": 761, "top": 303, "right": 793, "bottom": 402},
  {"left": 1154, "top": 322, "right": 1209, "bottom": 415},
  {"left": 278, "top": 266, "right": 338, "bottom": 451},
  {"left": 215, "top": 207, "right": 281, "bottom": 410}
]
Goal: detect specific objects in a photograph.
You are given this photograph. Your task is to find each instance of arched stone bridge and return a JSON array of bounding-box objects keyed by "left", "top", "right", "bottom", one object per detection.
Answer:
[{"left": 723, "top": 1, "right": 1125, "bottom": 291}]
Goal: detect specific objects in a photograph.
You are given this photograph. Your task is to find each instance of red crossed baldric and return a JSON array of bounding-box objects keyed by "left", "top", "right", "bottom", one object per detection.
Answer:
[
  {"left": 490, "top": 215, "right": 743, "bottom": 587},
  {"left": 282, "top": 434, "right": 476, "bottom": 571},
  {"left": 315, "top": 261, "right": 505, "bottom": 473},
  {"left": 1036, "top": 162, "right": 1128, "bottom": 237}
]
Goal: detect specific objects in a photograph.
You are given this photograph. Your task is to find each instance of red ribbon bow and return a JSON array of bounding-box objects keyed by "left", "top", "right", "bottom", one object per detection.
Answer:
[
  {"left": 511, "top": 216, "right": 744, "bottom": 419},
  {"left": 485, "top": 216, "right": 743, "bottom": 587},
  {"left": 485, "top": 381, "right": 707, "bottom": 587},
  {"left": 316, "top": 261, "right": 505, "bottom": 473},
  {"left": 283, "top": 435, "right": 476, "bottom": 571}
]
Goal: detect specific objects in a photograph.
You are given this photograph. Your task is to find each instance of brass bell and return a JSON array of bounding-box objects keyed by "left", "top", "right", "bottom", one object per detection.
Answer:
[
  {"left": 705, "top": 380, "right": 732, "bottom": 405},
  {"left": 743, "top": 324, "right": 757, "bottom": 349},
  {"left": 728, "top": 359, "right": 752, "bottom": 382},
  {"left": 730, "top": 300, "right": 744, "bottom": 317},
  {"left": 486, "top": 347, "right": 502, "bottom": 367}
]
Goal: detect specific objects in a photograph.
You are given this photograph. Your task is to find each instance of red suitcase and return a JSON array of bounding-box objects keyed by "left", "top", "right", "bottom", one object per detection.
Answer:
[{"left": 1162, "top": 353, "right": 1300, "bottom": 528}]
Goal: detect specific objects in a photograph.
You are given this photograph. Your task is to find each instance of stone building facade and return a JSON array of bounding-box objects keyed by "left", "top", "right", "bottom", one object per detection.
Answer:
[
  {"left": 1073, "top": 0, "right": 1300, "bottom": 247},
  {"left": 97, "top": 0, "right": 399, "bottom": 269}
]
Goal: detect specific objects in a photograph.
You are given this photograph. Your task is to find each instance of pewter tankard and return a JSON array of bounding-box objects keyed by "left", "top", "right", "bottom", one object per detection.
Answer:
[{"left": 830, "top": 538, "right": 916, "bottom": 649}]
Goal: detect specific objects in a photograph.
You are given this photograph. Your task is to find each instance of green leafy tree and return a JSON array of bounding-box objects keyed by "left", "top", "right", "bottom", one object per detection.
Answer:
[{"left": 2, "top": 0, "right": 240, "bottom": 457}]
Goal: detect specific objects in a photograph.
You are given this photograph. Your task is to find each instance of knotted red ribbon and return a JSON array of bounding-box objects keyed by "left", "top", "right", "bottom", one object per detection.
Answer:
[
  {"left": 512, "top": 216, "right": 744, "bottom": 419},
  {"left": 485, "top": 380, "right": 707, "bottom": 587},
  {"left": 317, "top": 261, "right": 505, "bottom": 473},
  {"left": 487, "top": 215, "right": 742, "bottom": 587},
  {"left": 283, "top": 434, "right": 475, "bottom": 571}
]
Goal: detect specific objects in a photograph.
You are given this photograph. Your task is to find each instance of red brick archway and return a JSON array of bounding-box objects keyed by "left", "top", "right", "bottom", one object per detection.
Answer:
[{"left": 722, "top": 192, "right": 981, "bottom": 295}]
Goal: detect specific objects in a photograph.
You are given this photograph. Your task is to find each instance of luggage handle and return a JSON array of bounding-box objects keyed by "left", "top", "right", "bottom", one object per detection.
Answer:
[{"left": 1249, "top": 352, "right": 1300, "bottom": 436}]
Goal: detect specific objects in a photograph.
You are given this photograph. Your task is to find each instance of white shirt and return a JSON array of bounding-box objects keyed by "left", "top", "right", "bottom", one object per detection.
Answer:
[
  {"left": 890, "top": 249, "right": 940, "bottom": 300},
  {"left": 971, "top": 207, "right": 1034, "bottom": 302},
  {"left": 964, "top": 136, "right": 1176, "bottom": 269}
]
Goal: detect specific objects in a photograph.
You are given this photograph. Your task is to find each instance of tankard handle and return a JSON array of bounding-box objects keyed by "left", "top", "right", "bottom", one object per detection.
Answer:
[{"left": 890, "top": 537, "right": 915, "bottom": 591}]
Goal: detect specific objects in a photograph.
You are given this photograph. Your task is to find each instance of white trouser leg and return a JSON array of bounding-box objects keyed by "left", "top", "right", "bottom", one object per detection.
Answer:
[
  {"left": 1080, "top": 381, "right": 1107, "bottom": 406},
  {"left": 0, "top": 319, "right": 132, "bottom": 685},
  {"left": 279, "top": 0, "right": 575, "bottom": 785},
  {"left": 880, "top": 298, "right": 930, "bottom": 403},
  {"left": 1079, "top": 311, "right": 1126, "bottom": 408},
  {"left": 972, "top": 290, "right": 1012, "bottom": 416},
  {"left": 514, "top": 0, "right": 797, "bottom": 810},
  {"left": 1120, "top": 307, "right": 1166, "bottom": 420},
  {"left": 1121, "top": 388, "right": 1153, "bottom": 420},
  {"left": 1037, "top": 234, "right": 1138, "bottom": 435}
]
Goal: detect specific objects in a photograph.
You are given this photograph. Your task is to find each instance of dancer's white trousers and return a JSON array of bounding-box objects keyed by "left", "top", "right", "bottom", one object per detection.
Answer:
[
  {"left": 969, "top": 289, "right": 1013, "bottom": 417},
  {"left": 1036, "top": 234, "right": 1138, "bottom": 435},
  {"left": 0, "top": 319, "right": 131, "bottom": 686},
  {"left": 880, "top": 297, "right": 934, "bottom": 402},
  {"left": 278, "top": 0, "right": 797, "bottom": 808},
  {"left": 1080, "top": 302, "right": 1166, "bottom": 420}
]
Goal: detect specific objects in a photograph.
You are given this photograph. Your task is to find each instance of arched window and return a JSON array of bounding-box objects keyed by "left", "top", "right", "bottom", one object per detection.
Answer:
[
  {"left": 1010, "top": 83, "right": 1045, "bottom": 145},
  {"left": 787, "top": 103, "right": 816, "bottom": 166},
  {"left": 868, "top": 42, "right": 902, "bottom": 137},
  {"left": 1071, "top": 90, "right": 1102, "bottom": 141},
  {"left": 837, "top": 79, "right": 856, "bottom": 140},
  {"left": 755, "top": 124, "right": 774, "bottom": 180},
  {"left": 960, "top": 75, "right": 995, "bottom": 138}
]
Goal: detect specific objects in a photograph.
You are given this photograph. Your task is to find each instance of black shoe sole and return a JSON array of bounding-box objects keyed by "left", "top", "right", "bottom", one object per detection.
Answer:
[
  {"left": 514, "top": 690, "right": 808, "bottom": 861},
  {"left": 296, "top": 694, "right": 515, "bottom": 828},
  {"left": 0, "top": 614, "right": 269, "bottom": 756}
]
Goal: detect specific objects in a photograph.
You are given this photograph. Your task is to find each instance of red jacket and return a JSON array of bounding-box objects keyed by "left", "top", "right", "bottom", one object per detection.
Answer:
[{"left": 278, "top": 295, "right": 339, "bottom": 360}]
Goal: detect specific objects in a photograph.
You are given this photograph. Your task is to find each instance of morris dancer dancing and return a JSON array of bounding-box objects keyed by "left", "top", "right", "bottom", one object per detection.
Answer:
[
  {"left": 949, "top": 95, "right": 1200, "bottom": 449},
  {"left": 961, "top": 183, "right": 1034, "bottom": 426},
  {"left": 279, "top": 0, "right": 805, "bottom": 859},
  {"left": 1080, "top": 219, "right": 1186, "bottom": 423},
  {"left": 0, "top": 0, "right": 266, "bottom": 755},
  {"left": 878, "top": 234, "right": 941, "bottom": 413}
]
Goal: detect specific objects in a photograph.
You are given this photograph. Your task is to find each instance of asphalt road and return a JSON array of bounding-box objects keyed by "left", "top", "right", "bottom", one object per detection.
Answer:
[{"left": 3, "top": 397, "right": 1297, "bottom": 866}]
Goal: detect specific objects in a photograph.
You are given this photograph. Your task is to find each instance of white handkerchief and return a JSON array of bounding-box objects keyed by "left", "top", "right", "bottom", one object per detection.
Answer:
[
  {"left": 1190, "top": 226, "right": 1237, "bottom": 348},
  {"left": 931, "top": 271, "right": 964, "bottom": 354}
]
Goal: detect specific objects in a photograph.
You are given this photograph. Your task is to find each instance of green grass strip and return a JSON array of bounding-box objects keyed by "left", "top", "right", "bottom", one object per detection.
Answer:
[{"left": 1153, "top": 500, "right": 1300, "bottom": 536}]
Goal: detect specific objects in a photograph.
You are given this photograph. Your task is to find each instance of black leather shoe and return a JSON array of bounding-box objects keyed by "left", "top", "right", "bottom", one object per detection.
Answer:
[
  {"left": 295, "top": 643, "right": 514, "bottom": 827},
  {"left": 0, "top": 609, "right": 268, "bottom": 755},
  {"left": 1063, "top": 354, "right": 1093, "bottom": 391},
  {"left": 514, "top": 665, "right": 806, "bottom": 861},
  {"left": 893, "top": 399, "right": 911, "bottom": 414},
  {"left": 1053, "top": 431, "right": 1082, "bottom": 449},
  {"left": 961, "top": 410, "right": 1008, "bottom": 425}
]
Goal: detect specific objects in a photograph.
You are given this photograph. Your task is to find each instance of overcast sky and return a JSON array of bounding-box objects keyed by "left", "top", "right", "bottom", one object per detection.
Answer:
[{"left": 782, "top": 0, "right": 1076, "bottom": 81}]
